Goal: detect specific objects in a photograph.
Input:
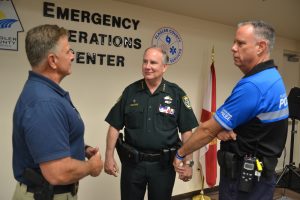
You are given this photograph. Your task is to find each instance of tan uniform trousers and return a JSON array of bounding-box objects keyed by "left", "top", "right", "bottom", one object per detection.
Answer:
[{"left": 12, "top": 183, "right": 78, "bottom": 200}]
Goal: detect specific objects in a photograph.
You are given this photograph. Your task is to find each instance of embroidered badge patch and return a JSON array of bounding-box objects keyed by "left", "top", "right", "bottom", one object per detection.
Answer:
[{"left": 182, "top": 96, "right": 192, "bottom": 109}]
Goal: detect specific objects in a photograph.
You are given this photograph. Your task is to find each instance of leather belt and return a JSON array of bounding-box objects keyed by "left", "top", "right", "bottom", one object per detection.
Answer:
[{"left": 21, "top": 182, "right": 79, "bottom": 196}]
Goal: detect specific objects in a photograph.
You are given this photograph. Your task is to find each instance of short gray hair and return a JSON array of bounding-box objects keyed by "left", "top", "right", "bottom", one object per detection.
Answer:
[
  {"left": 25, "top": 24, "right": 68, "bottom": 67},
  {"left": 144, "top": 45, "right": 169, "bottom": 64},
  {"left": 238, "top": 20, "right": 275, "bottom": 52}
]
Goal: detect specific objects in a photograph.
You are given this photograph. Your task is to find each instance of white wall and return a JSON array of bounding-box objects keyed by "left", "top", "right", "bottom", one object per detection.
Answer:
[{"left": 1, "top": 0, "right": 300, "bottom": 199}]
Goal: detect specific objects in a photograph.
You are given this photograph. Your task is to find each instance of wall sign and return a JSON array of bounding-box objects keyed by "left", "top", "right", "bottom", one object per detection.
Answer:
[
  {"left": 0, "top": 0, "right": 23, "bottom": 51},
  {"left": 152, "top": 27, "right": 183, "bottom": 65},
  {"left": 43, "top": 1, "right": 142, "bottom": 67}
]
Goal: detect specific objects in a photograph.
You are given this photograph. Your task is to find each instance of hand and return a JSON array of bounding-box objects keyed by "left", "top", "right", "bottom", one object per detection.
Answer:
[
  {"left": 85, "top": 146, "right": 99, "bottom": 159},
  {"left": 217, "top": 130, "right": 237, "bottom": 141},
  {"left": 178, "top": 164, "right": 193, "bottom": 182},
  {"left": 88, "top": 151, "right": 103, "bottom": 177},
  {"left": 173, "top": 156, "right": 185, "bottom": 175},
  {"left": 104, "top": 156, "right": 119, "bottom": 177}
]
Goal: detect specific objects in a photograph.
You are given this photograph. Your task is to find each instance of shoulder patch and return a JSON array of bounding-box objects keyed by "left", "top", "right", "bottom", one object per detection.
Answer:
[{"left": 182, "top": 96, "right": 192, "bottom": 109}]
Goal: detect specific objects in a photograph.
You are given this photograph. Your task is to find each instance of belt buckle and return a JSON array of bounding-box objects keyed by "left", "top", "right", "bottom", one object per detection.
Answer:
[
  {"left": 139, "top": 152, "right": 144, "bottom": 161},
  {"left": 71, "top": 183, "right": 79, "bottom": 196}
]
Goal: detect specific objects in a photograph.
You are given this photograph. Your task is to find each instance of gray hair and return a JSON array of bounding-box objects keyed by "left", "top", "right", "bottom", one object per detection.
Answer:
[
  {"left": 25, "top": 24, "right": 68, "bottom": 67},
  {"left": 144, "top": 45, "right": 169, "bottom": 64},
  {"left": 238, "top": 20, "right": 275, "bottom": 52}
]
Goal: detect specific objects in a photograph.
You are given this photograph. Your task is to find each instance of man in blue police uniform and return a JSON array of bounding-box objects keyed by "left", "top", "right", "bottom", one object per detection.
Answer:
[
  {"left": 104, "top": 46, "right": 199, "bottom": 200},
  {"left": 174, "top": 20, "right": 289, "bottom": 200},
  {"left": 12, "top": 24, "right": 103, "bottom": 200}
]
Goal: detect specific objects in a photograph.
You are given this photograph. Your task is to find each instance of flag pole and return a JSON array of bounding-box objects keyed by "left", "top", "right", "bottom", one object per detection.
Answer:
[
  {"left": 192, "top": 171, "right": 211, "bottom": 200},
  {"left": 212, "top": 46, "right": 215, "bottom": 63},
  {"left": 205, "top": 45, "right": 217, "bottom": 187},
  {"left": 192, "top": 47, "right": 215, "bottom": 200}
]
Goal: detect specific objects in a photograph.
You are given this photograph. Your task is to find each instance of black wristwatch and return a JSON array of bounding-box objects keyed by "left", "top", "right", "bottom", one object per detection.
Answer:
[{"left": 186, "top": 160, "right": 194, "bottom": 167}]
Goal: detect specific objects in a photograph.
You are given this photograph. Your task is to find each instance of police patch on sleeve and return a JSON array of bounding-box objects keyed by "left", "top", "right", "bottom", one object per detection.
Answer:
[{"left": 182, "top": 96, "right": 192, "bottom": 109}]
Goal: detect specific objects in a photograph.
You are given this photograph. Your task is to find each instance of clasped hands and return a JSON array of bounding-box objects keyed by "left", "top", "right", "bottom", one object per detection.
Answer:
[
  {"left": 174, "top": 130, "right": 237, "bottom": 181},
  {"left": 177, "top": 162, "right": 193, "bottom": 182}
]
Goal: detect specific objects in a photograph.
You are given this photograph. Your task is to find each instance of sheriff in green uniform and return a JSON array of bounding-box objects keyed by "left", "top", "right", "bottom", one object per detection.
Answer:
[{"left": 104, "top": 46, "right": 198, "bottom": 200}]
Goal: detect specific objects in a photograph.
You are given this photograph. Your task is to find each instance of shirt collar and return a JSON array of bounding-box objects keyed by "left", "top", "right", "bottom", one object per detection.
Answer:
[
  {"left": 244, "top": 60, "right": 277, "bottom": 78},
  {"left": 139, "top": 78, "right": 172, "bottom": 94},
  {"left": 28, "top": 71, "right": 68, "bottom": 97}
]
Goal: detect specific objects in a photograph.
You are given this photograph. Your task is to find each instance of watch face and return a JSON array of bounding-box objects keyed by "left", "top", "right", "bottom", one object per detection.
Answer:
[{"left": 188, "top": 160, "right": 194, "bottom": 167}]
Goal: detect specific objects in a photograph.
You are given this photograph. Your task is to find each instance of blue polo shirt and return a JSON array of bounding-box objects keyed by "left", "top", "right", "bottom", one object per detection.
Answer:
[
  {"left": 12, "top": 71, "right": 85, "bottom": 184},
  {"left": 214, "top": 60, "right": 289, "bottom": 157}
]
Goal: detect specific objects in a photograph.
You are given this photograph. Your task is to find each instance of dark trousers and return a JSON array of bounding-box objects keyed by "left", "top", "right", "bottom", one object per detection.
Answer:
[
  {"left": 219, "top": 169, "right": 276, "bottom": 200},
  {"left": 121, "top": 160, "right": 176, "bottom": 200}
]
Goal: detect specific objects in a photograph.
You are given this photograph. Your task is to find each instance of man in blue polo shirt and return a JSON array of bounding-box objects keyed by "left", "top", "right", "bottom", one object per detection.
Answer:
[
  {"left": 12, "top": 24, "right": 103, "bottom": 200},
  {"left": 174, "top": 20, "right": 289, "bottom": 200}
]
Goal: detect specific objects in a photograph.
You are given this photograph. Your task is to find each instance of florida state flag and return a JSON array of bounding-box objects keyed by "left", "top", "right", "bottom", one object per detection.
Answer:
[{"left": 201, "top": 60, "right": 217, "bottom": 187}]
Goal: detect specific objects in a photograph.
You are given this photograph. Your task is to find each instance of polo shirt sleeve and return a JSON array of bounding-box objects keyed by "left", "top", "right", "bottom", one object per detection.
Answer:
[
  {"left": 23, "top": 100, "right": 71, "bottom": 164},
  {"left": 177, "top": 89, "right": 199, "bottom": 133},
  {"left": 214, "top": 82, "right": 260, "bottom": 130}
]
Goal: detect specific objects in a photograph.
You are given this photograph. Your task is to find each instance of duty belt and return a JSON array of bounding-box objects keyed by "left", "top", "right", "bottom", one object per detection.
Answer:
[
  {"left": 22, "top": 182, "right": 79, "bottom": 196},
  {"left": 139, "top": 152, "right": 161, "bottom": 162},
  {"left": 217, "top": 150, "right": 277, "bottom": 179},
  {"left": 116, "top": 132, "right": 179, "bottom": 164}
]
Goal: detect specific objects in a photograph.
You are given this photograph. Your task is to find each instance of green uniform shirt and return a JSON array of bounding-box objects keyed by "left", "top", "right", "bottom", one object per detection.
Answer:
[{"left": 105, "top": 79, "right": 199, "bottom": 151}]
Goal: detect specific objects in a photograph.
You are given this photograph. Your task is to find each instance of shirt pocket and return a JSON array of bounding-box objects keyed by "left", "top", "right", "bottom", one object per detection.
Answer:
[
  {"left": 156, "top": 108, "right": 177, "bottom": 131},
  {"left": 124, "top": 106, "right": 144, "bottom": 129}
]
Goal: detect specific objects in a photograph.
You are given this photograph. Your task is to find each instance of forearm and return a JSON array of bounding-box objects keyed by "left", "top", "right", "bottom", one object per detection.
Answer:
[
  {"left": 178, "top": 118, "right": 223, "bottom": 157},
  {"left": 178, "top": 128, "right": 214, "bottom": 157},
  {"left": 105, "top": 126, "right": 120, "bottom": 158},
  {"left": 57, "top": 158, "right": 93, "bottom": 184},
  {"left": 40, "top": 157, "right": 95, "bottom": 185},
  {"left": 181, "top": 131, "right": 193, "bottom": 161}
]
